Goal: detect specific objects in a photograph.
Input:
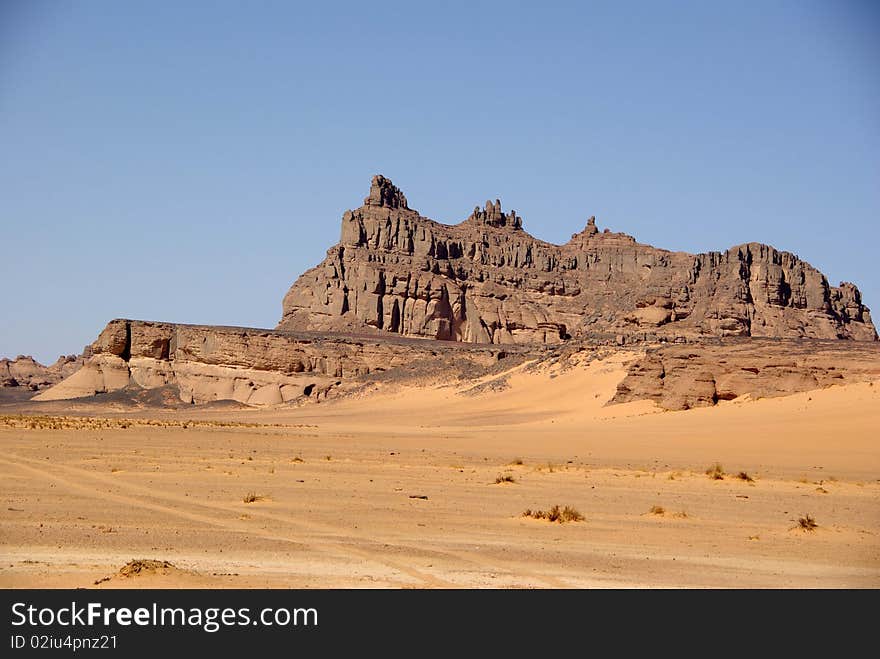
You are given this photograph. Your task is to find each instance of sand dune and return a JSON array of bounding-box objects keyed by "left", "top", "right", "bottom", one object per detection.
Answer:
[{"left": 1, "top": 352, "right": 877, "bottom": 588}]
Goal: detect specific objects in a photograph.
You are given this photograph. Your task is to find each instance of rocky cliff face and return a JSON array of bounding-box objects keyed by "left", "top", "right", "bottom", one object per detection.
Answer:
[{"left": 278, "top": 175, "right": 876, "bottom": 344}]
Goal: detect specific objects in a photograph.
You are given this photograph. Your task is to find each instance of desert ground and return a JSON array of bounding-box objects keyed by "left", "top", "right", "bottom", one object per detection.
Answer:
[{"left": 1, "top": 352, "right": 878, "bottom": 588}]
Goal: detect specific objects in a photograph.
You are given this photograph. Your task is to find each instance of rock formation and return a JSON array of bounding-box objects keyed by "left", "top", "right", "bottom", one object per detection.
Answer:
[
  {"left": 1, "top": 354, "right": 83, "bottom": 390},
  {"left": 33, "top": 319, "right": 509, "bottom": 405},
  {"left": 279, "top": 175, "right": 876, "bottom": 344},
  {"left": 610, "top": 339, "right": 880, "bottom": 411},
  {"left": 19, "top": 174, "right": 879, "bottom": 409},
  {"left": 28, "top": 319, "right": 880, "bottom": 411}
]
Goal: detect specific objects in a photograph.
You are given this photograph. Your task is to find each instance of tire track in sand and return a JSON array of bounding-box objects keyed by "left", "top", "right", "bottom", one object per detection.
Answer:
[
  {"left": 2, "top": 452, "right": 570, "bottom": 587},
  {"left": 0, "top": 453, "right": 451, "bottom": 587}
]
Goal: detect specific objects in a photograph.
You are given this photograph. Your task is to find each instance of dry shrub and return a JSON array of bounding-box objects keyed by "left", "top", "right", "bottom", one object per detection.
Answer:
[
  {"left": 522, "top": 505, "right": 584, "bottom": 523},
  {"left": 705, "top": 463, "right": 725, "bottom": 480},
  {"left": 797, "top": 514, "right": 818, "bottom": 531}
]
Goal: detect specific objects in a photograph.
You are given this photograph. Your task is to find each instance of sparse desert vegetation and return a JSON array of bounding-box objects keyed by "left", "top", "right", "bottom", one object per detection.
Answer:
[
  {"left": 797, "top": 514, "right": 818, "bottom": 531},
  {"left": 736, "top": 471, "right": 754, "bottom": 482},
  {"left": 522, "top": 505, "right": 584, "bottom": 523},
  {"left": 0, "top": 345, "right": 876, "bottom": 589},
  {"left": 706, "top": 463, "right": 725, "bottom": 480},
  {"left": 0, "top": 414, "right": 282, "bottom": 430}
]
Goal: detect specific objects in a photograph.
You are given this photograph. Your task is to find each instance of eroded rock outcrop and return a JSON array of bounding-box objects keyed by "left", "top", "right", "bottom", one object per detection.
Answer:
[
  {"left": 24, "top": 175, "right": 878, "bottom": 409},
  {"left": 611, "top": 339, "right": 880, "bottom": 410},
  {"left": 279, "top": 175, "right": 876, "bottom": 344},
  {"left": 33, "top": 319, "right": 508, "bottom": 405},
  {"left": 0, "top": 354, "right": 84, "bottom": 390}
]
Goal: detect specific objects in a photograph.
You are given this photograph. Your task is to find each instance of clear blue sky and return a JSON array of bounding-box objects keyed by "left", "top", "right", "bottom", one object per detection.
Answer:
[{"left": 2, "top": 1, "right": 878, "bottom": 363}]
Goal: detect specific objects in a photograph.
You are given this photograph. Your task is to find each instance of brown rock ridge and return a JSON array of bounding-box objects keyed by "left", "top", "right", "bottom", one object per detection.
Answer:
[
  {"left": 611, "top": 339, "right": 880, "bottom": 410},
  {"left": 0, "top": 354, "right": 83, "bottom": 390},
  {"left": 278, "top": 175, "right": 876, "bottom": 344},
  {"left": 33, "top": 319, "right": 510, "bottom": 405},
  {"left": 30, "top": 321, "right": 879, "bottom": 411}
]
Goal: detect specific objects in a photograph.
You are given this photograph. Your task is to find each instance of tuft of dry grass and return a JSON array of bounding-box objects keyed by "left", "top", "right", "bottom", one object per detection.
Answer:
[
  {"left": 494, "top": 474, "right": 516, "bottom": 484},
  {"left": 291, "top": 456, "right": 304, "bottom": 463},
  {"left": 522, "top": 505, "right": 584, "bottom": 523},
  {"left": 649, "top": 505, "right": 665, "bottom": 516},
  {"left": 705, "top": 463, "right": 725, "bottom": 480},
  {"left": 736, "top": 471, "right": 754, "bottom": 482},
  {"left": 797, "top": 514, "right": 818, "bottom": 531},
  {"left": 242, "top": 492, "right": 267, "bottom": 504}
]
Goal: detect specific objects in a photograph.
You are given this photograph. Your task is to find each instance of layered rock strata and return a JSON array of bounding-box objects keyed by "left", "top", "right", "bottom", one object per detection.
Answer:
[
  {"left": 279, "top": 175, "right": 876, "bottom": 344},
  {"left": 33, "top": 319, "right": 508, "bottom": 405},
  {"left": 611, "top": 339, "right": 880, "bottom": 410}
]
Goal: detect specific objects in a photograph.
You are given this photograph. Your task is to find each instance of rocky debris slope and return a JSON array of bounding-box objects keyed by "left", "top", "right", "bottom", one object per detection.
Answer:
[
  {"left": 279, "top": 175, "right": 876, "bottom": 344},
  {"left": 33, "top": 319, "right": 510, "bottom": 405},
  {"left": 0, "top": 355, "right": 83, "bottom": 390},
  {"left": 611, "top": 339, "right": 880, "bottom": 410}
]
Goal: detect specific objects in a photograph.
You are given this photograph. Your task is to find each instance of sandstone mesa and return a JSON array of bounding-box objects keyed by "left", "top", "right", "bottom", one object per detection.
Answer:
[
  {"left": 10, "top": 175, "right": 878, "bottom": 410},
  {"left": 279, "top": 175, "right": 876, "bottom": 343}
]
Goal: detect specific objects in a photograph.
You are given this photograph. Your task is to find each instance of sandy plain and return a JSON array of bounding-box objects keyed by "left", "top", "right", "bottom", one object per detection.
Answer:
[{"left": 1, "top": 353, "right": 878, "bottom": 588}]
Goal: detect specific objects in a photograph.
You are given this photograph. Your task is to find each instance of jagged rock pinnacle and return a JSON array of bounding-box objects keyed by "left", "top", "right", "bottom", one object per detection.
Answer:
[
  {"left": 282, "top": 175, "right": 877, "bottom": 344},
  {"left": 363, "top": 174, "right": 408, "bottom": 209},
  {"left": 467, "top": 198, "right": 522, "bottom": 229}
]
